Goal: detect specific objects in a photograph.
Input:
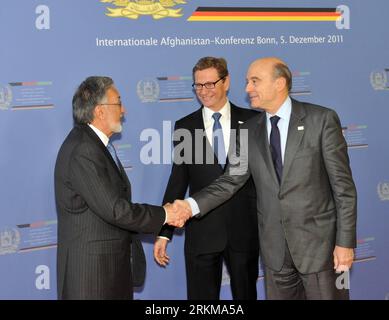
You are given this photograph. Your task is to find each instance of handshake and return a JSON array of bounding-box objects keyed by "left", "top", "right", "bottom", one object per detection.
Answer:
[{"left": 163, "top": 200, "right": 192, "bottom": 228}]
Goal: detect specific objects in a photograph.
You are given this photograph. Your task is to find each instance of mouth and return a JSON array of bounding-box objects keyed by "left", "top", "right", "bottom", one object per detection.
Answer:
[{"left": 200, "top": 95, "right": 213, "bottom": 100}]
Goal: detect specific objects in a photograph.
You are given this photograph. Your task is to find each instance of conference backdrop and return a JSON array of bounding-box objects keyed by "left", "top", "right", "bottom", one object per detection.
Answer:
[{"left": 0, "top": 0, "right": 388, "bottom": 300}]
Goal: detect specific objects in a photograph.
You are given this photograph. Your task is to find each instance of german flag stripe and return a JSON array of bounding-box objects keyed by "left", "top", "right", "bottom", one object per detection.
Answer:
[
  {"left": 188, "top": 16, "right": 340, "bottom": 21},
  {"left": 188, "top": 7, "right": 341, "bottom": 22},
  {"left": 191, "top": 12, "right": 341, "bottom": 17},
  {"left": 194, "top": 7, "right": 338, "bottom": 12}
]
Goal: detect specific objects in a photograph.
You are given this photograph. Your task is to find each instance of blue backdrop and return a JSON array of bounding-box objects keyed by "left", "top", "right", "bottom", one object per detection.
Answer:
[{"left": 0, "top": 0, "right": 388, "bottom": 299}]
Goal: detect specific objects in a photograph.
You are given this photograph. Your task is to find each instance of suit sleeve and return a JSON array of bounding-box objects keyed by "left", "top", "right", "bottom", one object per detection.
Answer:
[
  {"left": 192, "top": 125, "right": 252, "bottom": 217},
  {"left": 70, "top": 145, "right": 165, "bottom": 234},
  {"left": 159, "top": 121, "right": 190, "bottom": 239},
  {"left": 322, "top": 110, "right": 357, "bottom": 248}
]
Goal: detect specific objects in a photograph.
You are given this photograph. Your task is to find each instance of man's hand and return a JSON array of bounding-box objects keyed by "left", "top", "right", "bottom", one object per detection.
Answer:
[
  {"left": 333, "top": 245, "right": 354, "bottom": 272},
  {"left": 173, "top": 199, "right": 192, "bottom": 216},
  {"left": 154, "top": 237, "right": 169, "bottom": 267},
  {"left": 163, "top": 200, "right": 192, "bottom": 227}
]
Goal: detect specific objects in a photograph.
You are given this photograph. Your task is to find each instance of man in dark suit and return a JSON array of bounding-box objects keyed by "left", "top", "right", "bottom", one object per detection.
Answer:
[
  {"left": 54, "top": 76, "right": 189, "bottom": 300},
  {"left": 154, "top": 57, "right": 259, "bottom": 300},
  {"left": 174, "top": 57, "right": 357, "bottom": 299}
]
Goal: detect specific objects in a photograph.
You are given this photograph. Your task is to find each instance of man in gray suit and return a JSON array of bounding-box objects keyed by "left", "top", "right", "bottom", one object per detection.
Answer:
[
  {"left": 174, "top": 57, "right": 357, "bottom": 299},
  {"left": 54, "top": 76, "right": 190, "bottom": 299}
]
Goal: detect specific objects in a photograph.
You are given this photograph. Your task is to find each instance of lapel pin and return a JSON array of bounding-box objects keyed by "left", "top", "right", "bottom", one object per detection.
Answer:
[{"left": 297, "top": 126, "right": 304, "bottom": 131}]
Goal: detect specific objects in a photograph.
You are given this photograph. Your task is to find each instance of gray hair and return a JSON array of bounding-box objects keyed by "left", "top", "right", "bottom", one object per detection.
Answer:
[
  {"left": 72, "top": 76, "right": 114, "bottom": 124},
  {"left": 273, "top": 63, "right": 292, "bottom": 92}
]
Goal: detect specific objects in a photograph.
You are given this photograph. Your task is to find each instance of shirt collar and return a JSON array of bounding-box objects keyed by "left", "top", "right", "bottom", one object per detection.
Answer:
[
  {"left": 266, "top": 96, "right": 292, "bottom": 122},
  {"left": 88, "top": 123, "right": 110, "bottom": 147},
  {"left": 202, "top": 99, "right": 231, "bottom": 122}
]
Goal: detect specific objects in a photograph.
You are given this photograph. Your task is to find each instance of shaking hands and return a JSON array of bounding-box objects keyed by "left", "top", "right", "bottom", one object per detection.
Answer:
[{"left": 163, "top": 200, "right": 192, "bottom": 228}]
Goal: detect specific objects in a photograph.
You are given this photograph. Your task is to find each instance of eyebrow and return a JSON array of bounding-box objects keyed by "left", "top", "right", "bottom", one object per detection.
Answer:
[
  {"left": 195, "top": 80, "right": 219, "bottom": 84},
  {"left": 247, "top": 76, "right": 260, "bottom": 81}
]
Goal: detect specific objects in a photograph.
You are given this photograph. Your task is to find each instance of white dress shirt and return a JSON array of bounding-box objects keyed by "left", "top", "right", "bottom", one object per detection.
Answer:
[
  {"left": 202, "top": 100, "right": 231, "bottom": 155},
  {"left": 88, "top": 123, "right": 109, "bottom": 146},
  {"left": 265, "top": 96, "right": 292, "bottom": 164}
]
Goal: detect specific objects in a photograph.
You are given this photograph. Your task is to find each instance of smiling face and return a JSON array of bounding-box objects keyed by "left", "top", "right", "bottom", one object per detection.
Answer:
[
  {"left": 193, "top": 67, "right": 230, "bottom": 112},
  {"left": 245, "top": 58, "right": 288, "bottom": 114}
]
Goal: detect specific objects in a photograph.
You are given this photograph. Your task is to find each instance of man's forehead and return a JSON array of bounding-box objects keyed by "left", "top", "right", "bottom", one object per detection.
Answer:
[
  {"left": 247, "top": 63, "right": 272, "bottom": 76},
  {"left": 195, "top": 68, "right": 218, "bottom": 77},
  {"left": 107, "top": 86, "right": 119, "bottom": 96}
]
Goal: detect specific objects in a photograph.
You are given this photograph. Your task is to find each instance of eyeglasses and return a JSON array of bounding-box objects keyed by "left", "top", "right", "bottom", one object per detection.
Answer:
[
  {"left": 99, "top": 101, "right": 122, "bottom": 107},
  {"left": 192, "top": 77, "right": 225, "bottom": 90}
]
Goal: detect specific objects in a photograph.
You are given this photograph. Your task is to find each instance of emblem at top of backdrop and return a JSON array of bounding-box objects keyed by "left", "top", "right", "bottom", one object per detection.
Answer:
[{"left": 100, "top": 0, "right": 187, "bottom": 20}]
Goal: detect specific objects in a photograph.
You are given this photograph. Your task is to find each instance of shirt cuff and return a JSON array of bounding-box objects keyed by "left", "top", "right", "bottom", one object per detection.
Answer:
[
  {"left": 158, "top": 236, "right": 170, "bottom": 241},
  {"left": 186, "top": 197, "right": 200, "bottom": 216},
  {"left": 162, "top": 207, "right": 167, "bottom": 225}
]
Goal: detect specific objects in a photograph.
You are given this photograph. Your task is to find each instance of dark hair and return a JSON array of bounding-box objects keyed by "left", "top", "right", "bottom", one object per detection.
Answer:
[
  {"left": 273, "top": 63, "right": 292, "bottom": 92},
  {"left": 72, "top": 76, "right": 114, "bottom": 124},
  {"left": 192, "top": 56, "right": 229, "bottom": 79}
]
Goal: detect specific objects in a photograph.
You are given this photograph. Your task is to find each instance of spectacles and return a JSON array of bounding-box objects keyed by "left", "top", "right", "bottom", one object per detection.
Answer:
[
  {"left": 192, "top": 77, "right": 225, "bottom": 90},
  {"left": 99, "top": 101, "right": 122, "bottom": 107}
]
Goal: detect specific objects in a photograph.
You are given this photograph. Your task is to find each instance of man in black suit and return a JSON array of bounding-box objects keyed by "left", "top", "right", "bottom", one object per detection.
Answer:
[
  {"left": 174, "top": 57, "right": 357, "bottom": 300},
  {"left": 154, "top": 57, "right": 259, "bottom": 300},
  {"left": 54, "top": 76, "right": 189, "bottom": 300}
]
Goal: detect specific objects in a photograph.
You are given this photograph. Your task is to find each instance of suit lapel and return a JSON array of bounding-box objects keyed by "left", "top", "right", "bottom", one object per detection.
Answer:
[
  {"left": 281, "top": 99, "right": 306, "bottom": 185},
  {"left": 227, "top": 104, "right": 240, "bottom": 168},
  {"left": 253, "top": 113, "right": 279, "bottom": 185},
  {"left": 229, "top": 104, "right": 239, "bottom": 150},
  {"left": 191, "top": 107, "right": 206, "bottom": 131}
]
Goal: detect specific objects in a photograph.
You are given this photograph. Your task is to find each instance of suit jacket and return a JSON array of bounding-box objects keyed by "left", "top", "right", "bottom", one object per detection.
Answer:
[
  {"left": 160, "top": 104, "right": 259, "bottom": 255},
  {"left": 54, "top": 124, "right": 165, "bottom": 299},
  {"left": 193, "top": 99, "right": 357, "bottom": 273}
]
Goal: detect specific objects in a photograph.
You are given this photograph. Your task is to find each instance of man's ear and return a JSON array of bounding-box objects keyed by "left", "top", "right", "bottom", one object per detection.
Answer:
[
  {"left": 94, "top": 104, "right": 104, "bottom": 120},
  {"left": 275, "top": 77, "right": 287, "bottom": 92},
  {"left": 223, "top": 75, "right": 231, "bottom": 91}
]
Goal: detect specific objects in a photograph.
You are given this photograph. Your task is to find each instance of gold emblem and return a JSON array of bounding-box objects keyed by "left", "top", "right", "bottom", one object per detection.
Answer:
[{"left": 101, "top": 0, "right": 187, "bottom": 20}]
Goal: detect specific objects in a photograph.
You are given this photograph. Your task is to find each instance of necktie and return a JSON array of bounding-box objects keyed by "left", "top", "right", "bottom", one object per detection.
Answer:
[
  {"left": 270, "top": 116, "right": 282, "bottom": 184},
  {"left": 107, "top": 142, "right": 120, "bottom": 168},
  {"left": 212, "top": 112, "right": 226, "bottom": 166}
]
